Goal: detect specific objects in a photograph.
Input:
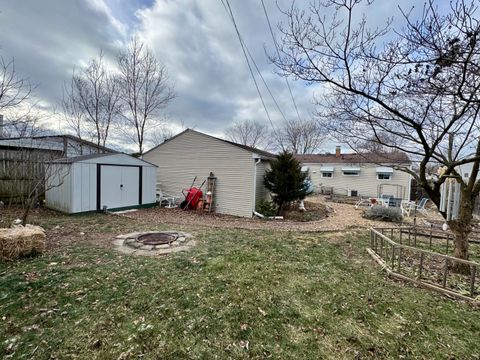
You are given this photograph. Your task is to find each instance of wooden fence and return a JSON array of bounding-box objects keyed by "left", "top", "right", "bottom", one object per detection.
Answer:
[
  {"left": 0, "top": 149, "right": 61, "bottom": 203},
  {"left": 368, "top": 227, "right": 480, "bottom": 302}
]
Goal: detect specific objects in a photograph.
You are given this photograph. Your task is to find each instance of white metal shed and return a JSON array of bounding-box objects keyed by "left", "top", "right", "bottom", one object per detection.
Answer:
[{"left": 45, "top": 153, "right": 157, "bottom": 214}]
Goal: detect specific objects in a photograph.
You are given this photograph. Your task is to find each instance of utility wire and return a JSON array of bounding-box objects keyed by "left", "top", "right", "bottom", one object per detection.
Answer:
[
  {"left": 219, "top": 0, "right": 282, "bottom": 139},
  {"left": 243, "top": 44, "right": 289, "bottom": 124},
  {"left": 260, "top": 0, "right": 302, "bottom": 122}
]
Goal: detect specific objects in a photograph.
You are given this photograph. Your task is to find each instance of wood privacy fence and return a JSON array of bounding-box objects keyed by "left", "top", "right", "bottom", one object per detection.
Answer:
[
  {"left": 368, "top": 227, "right": 480, "bottom": 303},
  {"left": 0, "top": 149, "right": 61, "bottom": 203}
]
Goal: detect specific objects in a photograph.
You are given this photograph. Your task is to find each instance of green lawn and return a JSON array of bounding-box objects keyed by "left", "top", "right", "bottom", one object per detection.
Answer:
[{"left": 1, "top": 213, "right": 480, "bottom": 359}]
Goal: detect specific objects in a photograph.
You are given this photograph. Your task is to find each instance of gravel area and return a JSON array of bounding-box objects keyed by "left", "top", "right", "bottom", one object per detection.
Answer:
[{"left": 123, "top": 196, "right": 388, "bottom": 232}]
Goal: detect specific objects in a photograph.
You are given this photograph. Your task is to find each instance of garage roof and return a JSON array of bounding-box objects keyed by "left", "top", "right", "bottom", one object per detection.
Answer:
[{"left": 143, "top": 129, "right": 275, "bottom": 159}]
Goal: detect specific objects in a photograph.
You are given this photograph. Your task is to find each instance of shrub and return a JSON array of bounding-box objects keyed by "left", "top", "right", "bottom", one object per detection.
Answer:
[
  {"left": 264, "top": 151, "right": 312, "bottom": 215},
  {"left": 363, "top": 206, "right": 403, "bottom": 222},
  {"left": 256, "top": 199, "right": 278, "bottom": 217}
]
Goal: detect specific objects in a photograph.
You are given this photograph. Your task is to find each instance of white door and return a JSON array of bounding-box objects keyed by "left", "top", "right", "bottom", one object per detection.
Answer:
[
  {"left": 100, "top": 166, "right": 139, "bottom": 210},
  {"left": 100, "top": 166, "right": 123, "bottom": 210},
  {"left": 120, "top": 167, "right": 139, "bottom": 207}
]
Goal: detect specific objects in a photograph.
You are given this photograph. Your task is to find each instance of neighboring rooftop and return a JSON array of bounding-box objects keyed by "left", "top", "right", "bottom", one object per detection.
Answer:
[
  {"left": 295, "top": 146, "right": 410, "bottom": 164},
  {"left": 0, "top": 134, "right": 117, "bottom": 154}
]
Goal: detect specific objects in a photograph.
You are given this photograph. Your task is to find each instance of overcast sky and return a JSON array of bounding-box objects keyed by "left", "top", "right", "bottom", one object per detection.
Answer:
[{"left": 0, "top": 0, "right": 422, "bottom": 151}]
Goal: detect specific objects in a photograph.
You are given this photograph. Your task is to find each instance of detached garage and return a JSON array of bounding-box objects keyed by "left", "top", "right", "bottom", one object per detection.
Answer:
[
  {"left": 45, "top": 153, "right": 157, "bottom": 214},
  {"left": 142, "top": 129, "right": 274, "bottom": 218}
]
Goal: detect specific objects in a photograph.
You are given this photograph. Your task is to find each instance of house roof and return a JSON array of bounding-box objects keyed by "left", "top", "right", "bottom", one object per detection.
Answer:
[
  {"left": 143, "top": 128, "right": 276, "bottom": 159},
  {"left": 0, "top": 134, "right": 117, "bottom": 153},
  {"left": 295, "top": 151, "right": 410, "bottom": 164}
]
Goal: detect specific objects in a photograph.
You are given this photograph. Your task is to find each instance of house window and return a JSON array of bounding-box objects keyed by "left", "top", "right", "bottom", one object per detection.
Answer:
[
  {"left": 377, "top": 173, "right": 391, "bottom": 180},
  {"left": 321, "top": 172, "right": 333, "bottom": 178},
  {"left": 342, "top": 170, "right": 360, "bottom": 176}
]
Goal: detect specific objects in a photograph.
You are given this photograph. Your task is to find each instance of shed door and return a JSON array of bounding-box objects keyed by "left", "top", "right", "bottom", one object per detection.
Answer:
[{"left": 100, "top": 165, "right": 140, "bottom": 210}]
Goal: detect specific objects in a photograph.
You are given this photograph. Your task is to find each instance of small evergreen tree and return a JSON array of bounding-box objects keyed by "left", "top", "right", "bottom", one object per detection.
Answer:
[{"left": 264, "top": 151, "right": 312, "bottom": 215}]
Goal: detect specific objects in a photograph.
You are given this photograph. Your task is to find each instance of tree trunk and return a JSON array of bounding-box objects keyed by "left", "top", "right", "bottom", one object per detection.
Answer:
[
  {"left": 21, "top": 199, "right": 33, "bottom": 226},
  {"left": 447, "top": 191, "right": 473, "bottom": 274}
]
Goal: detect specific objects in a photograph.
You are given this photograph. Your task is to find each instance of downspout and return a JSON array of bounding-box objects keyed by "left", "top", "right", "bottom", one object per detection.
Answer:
[{"left": 253, "top": 157, "right": 261, "bottom": 216}]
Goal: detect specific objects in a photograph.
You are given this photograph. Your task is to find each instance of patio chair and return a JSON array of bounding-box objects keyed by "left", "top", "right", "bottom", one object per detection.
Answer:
[
  {"left": 415, "top": 198, "right": 429, "bottom": 215},
  {"left": 156, "top": 184, "right": 177, "bottom": 208},
  {"left": 401, "top": 198, "right": 429, "bottom": 217}
]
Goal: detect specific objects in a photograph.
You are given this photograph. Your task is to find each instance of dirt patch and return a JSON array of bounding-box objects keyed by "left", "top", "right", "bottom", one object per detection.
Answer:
[
  {"left": 284, "top": 201, "right": 329, "bottom": 222},
  {"left": 124, "top": 196, "right": 388, "bottom": 232}
]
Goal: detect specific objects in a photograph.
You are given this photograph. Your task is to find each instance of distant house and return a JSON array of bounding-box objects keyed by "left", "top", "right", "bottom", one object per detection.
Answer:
[
  {"left": 143, "top": 129, "right": 273, "bottom": 217},
  {"left": 0, "top": 135, "right": 117, "bottom": 202},
  {"left": 0, "top": 135, "right": 116, "bottom": 157},
  {"left": 295, "top": 146, "right": 412, "bottom": 199}
]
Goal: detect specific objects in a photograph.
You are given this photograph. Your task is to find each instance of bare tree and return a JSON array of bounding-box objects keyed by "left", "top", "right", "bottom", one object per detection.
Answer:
[
  {"left": 148, "top": 120, "right": 187, "bottom": 148},
  {"left": 274, "top": 0, "right": 480, "bottom": 267},
  {"left": 275, "top": 118, "right": 324, "bottom": 154},
  {"left": 0, "top": 116, "right": 68, "bottom": 225},
  {"left": 225, "top": 120, "right": 269, "bottom": 149},
  {"left": 0, "top": 56, "right": 34, "bottom": 137},
  {"left": 118, "top": 37, "right": 175, "bottom": 154},
  {"left": 0, "top": 57, "right": 32, "bottom": 112},
  {"left": 62, "top": 53, "right": 121, "bottom": 149}
]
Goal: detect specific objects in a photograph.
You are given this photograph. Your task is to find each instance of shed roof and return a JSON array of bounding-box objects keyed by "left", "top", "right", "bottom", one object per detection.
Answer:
[
  {"left": 143, "top": 128, "right": 275, "bottom": 159},
  {"left": 51, "top": 153, "right": 157, "bottom": 167},
  {"left": 295, "top": 151, "right": 410, "bottom": 164}
]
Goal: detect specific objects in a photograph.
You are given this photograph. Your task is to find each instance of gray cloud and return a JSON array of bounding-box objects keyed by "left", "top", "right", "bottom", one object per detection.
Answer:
[{"left": 0, "top": 0, "right": 422, "bottom": 150}]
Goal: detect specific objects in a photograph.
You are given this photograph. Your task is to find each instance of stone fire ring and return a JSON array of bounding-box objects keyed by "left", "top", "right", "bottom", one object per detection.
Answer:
[{"left": 112, "top": 231, "right": 194, "bottom": 256}]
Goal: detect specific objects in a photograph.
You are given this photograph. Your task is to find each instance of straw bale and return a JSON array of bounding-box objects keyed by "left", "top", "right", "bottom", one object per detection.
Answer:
[{"left": 0, "top": 225, "right": 46, "bottom": 261}]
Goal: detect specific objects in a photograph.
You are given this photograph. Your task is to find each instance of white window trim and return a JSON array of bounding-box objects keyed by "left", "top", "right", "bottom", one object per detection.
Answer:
[
  {"left": 342, "top": 171, "right": 360, "bottom": 176},
  {"left": 377, "top": 173, "right": 392, "bottom": 181}
]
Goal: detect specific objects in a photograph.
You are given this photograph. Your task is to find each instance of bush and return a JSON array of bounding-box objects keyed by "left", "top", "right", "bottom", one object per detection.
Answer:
[
  {"left": 363, "top": 206, "right": 403, "bottom": 222},
  {"left": 264, "top": 151, "right": 312, "bottom": 215},
  {"left": 256, "top": 199, "right": 278, "bottom": 217}
]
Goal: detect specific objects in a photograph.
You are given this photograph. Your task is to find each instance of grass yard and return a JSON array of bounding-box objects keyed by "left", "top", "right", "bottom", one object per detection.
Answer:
[{"left": 1, "top": 212, "right": 480, "bottom": 359}]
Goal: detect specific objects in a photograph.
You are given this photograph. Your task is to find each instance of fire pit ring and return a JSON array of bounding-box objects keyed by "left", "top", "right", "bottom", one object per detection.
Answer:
[
  {"left": 113, "top": 231, "right": 194, "bottom": 256},
  {"left": 137, "top": 232, "right": 178, "bottom": 245}
]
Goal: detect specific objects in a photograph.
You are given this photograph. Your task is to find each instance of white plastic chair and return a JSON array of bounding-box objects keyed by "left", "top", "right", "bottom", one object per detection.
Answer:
[{"left": 156, "top": 184, "right": 177, "bottom": 208}]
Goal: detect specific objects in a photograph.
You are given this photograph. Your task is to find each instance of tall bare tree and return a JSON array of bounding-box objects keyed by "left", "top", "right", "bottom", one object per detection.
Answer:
[
  {"left": 118, "top": 37, "right": 175, "bottom": 154},
  {"left": 274, "top": 0, "right": 480, "bottom": 267},
  {"left": 0, "top": 57, "right": 32, "bottom": 112},
  {"left": 225, "top": 119, "right": 269, "bottom": 149},
  {"left": 0, "top": 56, "right": 34, "bottom": 137},
  {"left": 62, "top": 53, "right": 121, "bottom": 149},
  {"left": 275, "top": 118, "right": 324, "bottom": 154}
]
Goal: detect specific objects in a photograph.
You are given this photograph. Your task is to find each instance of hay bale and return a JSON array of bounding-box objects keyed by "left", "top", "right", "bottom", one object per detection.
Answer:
[{"left": 0, "top": 225, "right": 46, "bottom": 261}]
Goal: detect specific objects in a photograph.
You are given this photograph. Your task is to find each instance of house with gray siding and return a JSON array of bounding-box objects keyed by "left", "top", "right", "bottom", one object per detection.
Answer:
[
  {"left": 295, "top": 147, "right": 412, "bottom": 199},
  {"left": 142, "top": 129, "right": 273, "bottom": 217}
]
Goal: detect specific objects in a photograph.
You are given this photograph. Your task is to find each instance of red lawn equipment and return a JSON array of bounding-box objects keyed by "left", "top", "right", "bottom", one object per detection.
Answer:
[{"left": 180, "top": 177, "right": 206, "bottom": 210}]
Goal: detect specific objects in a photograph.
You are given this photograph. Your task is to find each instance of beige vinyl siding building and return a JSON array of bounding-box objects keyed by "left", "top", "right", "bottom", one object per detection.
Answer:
[
  {"left": 142, "top": 129, "right": 273, "bottom": 217},
  {"left": 296, "top": 148, "right": 412, "bottom": 199}
]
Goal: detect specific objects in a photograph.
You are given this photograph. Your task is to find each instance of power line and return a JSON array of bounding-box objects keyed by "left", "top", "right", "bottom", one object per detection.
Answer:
[
  {"left": 260, "top": 0, "right": 302, "bottom": 123},
  {"left": 219, "top": 0, "right": 282, "bottom": 139},
  {"left": 243, "top": 44, "right": 289, "bottom": 124}
]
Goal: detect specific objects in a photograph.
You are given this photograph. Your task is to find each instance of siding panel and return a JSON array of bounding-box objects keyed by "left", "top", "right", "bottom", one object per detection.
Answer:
[
  {"left": 306, "top": 162, "right": 411, "bottom": 199},
  {"left": 143, "top": 130, "right": 256, "bottom": 217}
]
